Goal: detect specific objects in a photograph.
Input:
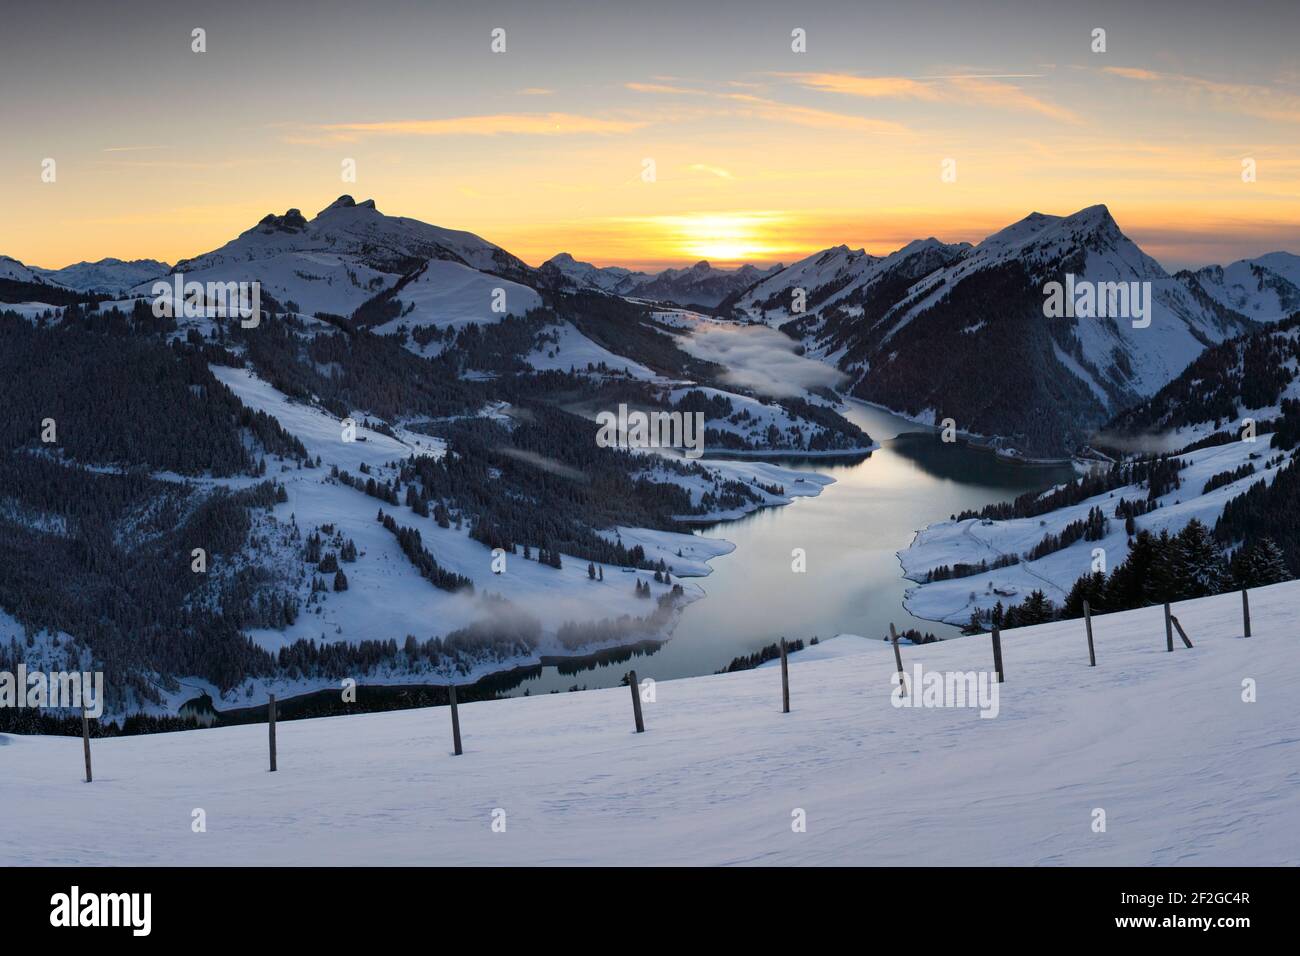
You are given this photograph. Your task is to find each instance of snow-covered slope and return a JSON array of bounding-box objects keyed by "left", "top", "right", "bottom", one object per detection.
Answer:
[
  {"left": 371, "top": 259, "right": 543, "bottom": 337},
  {"left": 123, "top": 363, "right": 836, "bottom": 705},
  {"left": 3, "top": 579, "right": 1295, "bottom": 865},
  {"left": 0, "top": 256, "right": 52, "bottom": 285},
  {"left": 901, "top": 438, "right": 1281, "bottom": 623},
  {"left": 205, "top": 365, "right": 709, "bottom": 673},
  {"left": 1104, "top": 316, "right": 1300, "bottom": 450},
  {"left": 526, "top": 320, "right": 660, "bottom": 380},
  {"left": 34, "top": 258, "right": 169, "bottom": 295}
]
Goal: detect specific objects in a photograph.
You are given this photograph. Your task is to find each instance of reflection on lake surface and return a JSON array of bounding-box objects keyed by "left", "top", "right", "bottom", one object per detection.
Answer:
[{"left": 508, "top": 402, "right": 1075, "bottom": 695}]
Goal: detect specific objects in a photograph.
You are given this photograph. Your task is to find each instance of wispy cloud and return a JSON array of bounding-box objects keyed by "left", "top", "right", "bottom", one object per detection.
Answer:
[
  {"left": 623, "top": 78, "right": 908, "bottom": 133},
  {"left": 89, "top": 157, "right": 267, "bottom": 170},
  {"left": 688, "top": 163, "right": 733, "bottom": 178},
  {"left": 516, "top": 87, "right": 554, "bottom": 96},
  {"left": 1102, "top": 67, "right": 1300, "bottom": 124},
  {"left": 778, "top": 72, "right": 1080, "bottom": 123},
  {"left": 311, "top": 113, "right": 645, "bottom": 140},
  {"left": 917, "top": 73, "right": 1045, "bottom": 80},
  {"left": 778, "top": 74, "right": 941, "bottom": 100},
  {"left": 946, "top": 76, "right": 1079, "bottom": 123},
  {"left": 723, "top": 93, "right": 909, "bottom": 133},
  {"left": 626, "top": 81, "right": 704, "bottom": 95}
]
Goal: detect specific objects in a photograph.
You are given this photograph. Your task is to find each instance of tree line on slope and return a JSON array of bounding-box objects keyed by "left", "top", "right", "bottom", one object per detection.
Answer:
[
  {"left": 0, "top": 459, "right": 293, "bottom": 710},
  {"left": 0, "top": 309, "right": 307, "bottom": 476},
  {"left": 969, "top": 519, "right": 1291, "bottom": 633},
  {"left": 1104, "top": 315, "right": 1300, "bottom": 438}
]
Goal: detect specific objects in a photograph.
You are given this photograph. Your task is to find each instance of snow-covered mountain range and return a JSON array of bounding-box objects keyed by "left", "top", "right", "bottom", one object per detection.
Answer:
[
  {"left": 4, "top": 200, "right": 1298, "bottom": 459},
  {"left": 35, "top": 258, "right": 170, "bottom": 295},
  {"left": 542, "top": 252, "right": 782, "bottom": 307},
  {"left": 727, "top": 205, "right": 1276, "bottom": 455}
]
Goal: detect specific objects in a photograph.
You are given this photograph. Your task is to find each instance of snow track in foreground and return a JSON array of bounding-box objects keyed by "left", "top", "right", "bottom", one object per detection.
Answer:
[{"left": 2, "top": 581, "right": 1297, "bottom": 866}]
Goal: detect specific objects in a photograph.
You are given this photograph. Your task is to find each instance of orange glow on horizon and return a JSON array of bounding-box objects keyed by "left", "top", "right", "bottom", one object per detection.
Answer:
[{"left": 3, "top": 62, "right": 1298, "bottom": 273}]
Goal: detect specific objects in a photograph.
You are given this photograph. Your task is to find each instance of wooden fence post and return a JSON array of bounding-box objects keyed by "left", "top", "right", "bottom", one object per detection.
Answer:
[
  {"left": 1164, "top": 603, "right": 1173, "bottom": 652},
  {"left": 1083, "top": 600, "right": 1096, "bottom": 667},
  {"left": 889, "top": 623, "right": 906, "bottom": 697},
  {"left": 1170, "top": 615, "right": 1194, "bottom": 649},
  {"left": 780, "top": 638, "right": 790, "bottom": 714},
  {"left": 80, "top": 701, "right": 93, "bottom": 784},
  {"left": 991, "top": 625, "right": 1005, "bottom": 683},
  {"left": 628, "top": 670, "right": 645, "bottom": 733},
  {"left": 268, "top": 693, "right": 277, "bottom": 772},
  {"left": 448, "top": 683, "right": 463, "bottom": 756},
  {"left": 1242, "top": 588, "right": 1251, "bottom": 638}
]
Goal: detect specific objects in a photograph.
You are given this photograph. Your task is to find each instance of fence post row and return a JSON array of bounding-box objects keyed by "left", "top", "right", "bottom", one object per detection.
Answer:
[{"left": 135, "top": 588, "right": 1263, "bottom": 780}]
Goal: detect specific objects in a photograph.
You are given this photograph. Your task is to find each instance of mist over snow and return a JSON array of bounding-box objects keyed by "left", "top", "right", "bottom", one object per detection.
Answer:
[
  {"left": 1089, "top": 427, "right": 1189, "bottom": 456},
  {"left": 679, "top": 323, "right": 846, "bottom": 398}
]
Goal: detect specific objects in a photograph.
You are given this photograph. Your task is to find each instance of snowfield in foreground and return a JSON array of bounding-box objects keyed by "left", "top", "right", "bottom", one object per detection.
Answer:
[{"left": 3, "top": 581, "right": 1298, "bottom": 866}]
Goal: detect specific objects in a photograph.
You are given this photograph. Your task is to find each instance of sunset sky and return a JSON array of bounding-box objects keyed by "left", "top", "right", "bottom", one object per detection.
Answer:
[{"left": 1, "top": 0, "right": 1297, "bottom": 272}]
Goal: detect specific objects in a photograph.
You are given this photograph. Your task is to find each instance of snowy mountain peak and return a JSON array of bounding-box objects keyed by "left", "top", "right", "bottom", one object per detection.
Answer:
[
  {"left": 149, "top": 196, "right": 536, "bottom": 322},
  {"left": 1070, "top": 202, "right": 1116, "bottom": 224},
  {"left": 541, "top": 253, "right": 642, "bottom": 294},
  {"left": 978, "top": 205, "right": 1116, "bottom": 252},
  {"left": 257, "top": 209, "right": 308, "bottom": 234},
  {"left": 1254, "top": 251, "right": 1300, "bottom": 276},
  {"left": 966, "top": 203, "right": 1162, "bottom": 283},
  {"left": 897, "top": 237, "right": 961, "bottom": 257},
  {"left": 317, "top": 194, "right": 379, "bottom": 217}
]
